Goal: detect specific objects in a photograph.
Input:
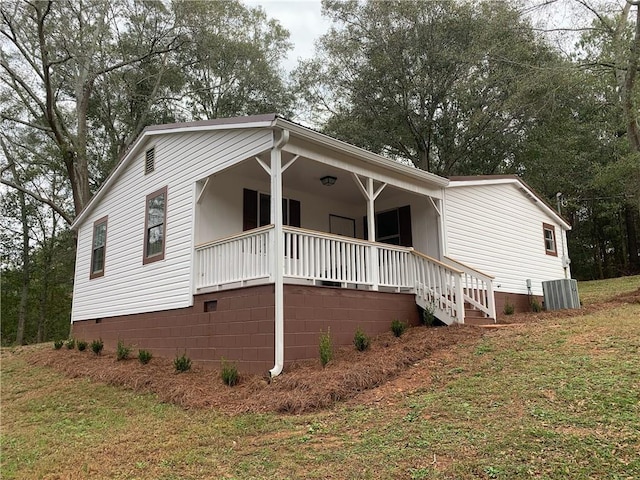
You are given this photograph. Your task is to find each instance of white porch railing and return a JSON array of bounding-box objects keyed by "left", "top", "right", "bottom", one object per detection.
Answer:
[
  {"left": 283, "top": 227, "right": 372, "bottom": 286},
  {"left": 412, "top": 251, "right": 465, "bottom": 324},
  {"left": 444, "top": 256, "right": 497, "bottom": 320},
  {"left": 194, "top": 225, "right": 272, "bottom": 290},
  {"left": 194, "top": 226, "right": 495, "bottom": 324}
]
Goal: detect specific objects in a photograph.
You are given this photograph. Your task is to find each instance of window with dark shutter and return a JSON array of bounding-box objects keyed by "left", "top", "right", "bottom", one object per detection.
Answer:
[
  {"left": 242, "top": 189, "right": 300, "bottom": 230},
  {"left": 364, "top": 205, "right": 413, "bottom": 246},
  {"left": 145, "top": 148, "right": 155, "bottom": 174}
]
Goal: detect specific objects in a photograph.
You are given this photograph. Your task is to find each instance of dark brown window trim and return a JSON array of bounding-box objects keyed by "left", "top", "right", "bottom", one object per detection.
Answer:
[
  {"left": 90, "top": 215, "right": 108, "bottom": 279},
  {"left": 543, "top": 222, "right": 558, "bottom": 257},
  {"left": 143, "top": 186, "right": 168, "bottom": 265}
]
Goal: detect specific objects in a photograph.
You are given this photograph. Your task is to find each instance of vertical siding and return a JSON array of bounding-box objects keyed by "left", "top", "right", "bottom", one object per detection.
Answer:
[
  {"left": 72, "top": 128, "right": 273, "bottom": 322},
  {"left": 444, "top": 183, "right": 568, "bottom": 296}
]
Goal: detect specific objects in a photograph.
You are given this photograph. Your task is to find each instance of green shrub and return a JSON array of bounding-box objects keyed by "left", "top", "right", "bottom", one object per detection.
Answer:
[
  {"left": 116, "top": 340, "right": 131, "bottom": 361},
  {"left": 77, "top": 340, "right": 88, "bottom": 351},
  {"left": 138, "top": 349, "right": 152, "bottom": 365},
  {"left": 220, "top": 358, "right": 239, "bottom": 386},
  {"left": 391, "top": 319, "right": 407, "bottom": 337},
  {"left": 65, "top": 338, "right": 75, "bottom": 350},
  {"left": 53, "top": 340, "right": 64, "bottom": 350},
  {"left": 319, "top": 329, "right": 333, "bottom": 367},
  {"left": 503, "top": 301, "right": 515, "bottom": 315},
  {"left": 90, "top": 338, "right": 104, "bottom": 355},
  {"left": 531, "top": 299, "right": 542, "bottom": 313},
  {"left": 174, "top": 352, "right": 192, "bottom": 373},
  {"left": 421, "top": 303, "right": 436, "bottom": 326},
  {"left": 353, "top": 327, "right": 370, "bottom": 352}
]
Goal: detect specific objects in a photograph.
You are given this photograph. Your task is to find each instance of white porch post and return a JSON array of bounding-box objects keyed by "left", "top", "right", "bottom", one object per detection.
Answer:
[
  {"left": 269, "top": 129, "right": 288, "bottom": 378},
  {"left": 366, "top": 178, "right": 379, "bottom": 291}
]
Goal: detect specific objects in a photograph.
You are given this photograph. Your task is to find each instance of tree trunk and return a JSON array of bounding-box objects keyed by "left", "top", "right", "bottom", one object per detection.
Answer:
[
  {"left": 625, "top": 204, "right": 640, "bottom": 273},
  {"left": 623, "top": 3, "right": 640, "bottom": 154},
  {"left": 11, "top": 163, "right": 30, "bottom": 345}
]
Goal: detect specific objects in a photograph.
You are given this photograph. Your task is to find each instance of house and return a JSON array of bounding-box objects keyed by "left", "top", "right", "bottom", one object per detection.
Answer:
[
  {"left": 70, "top": 114, "right": 571, "bottom": 375},
  {"left": 445, "top": 176, "right": 571, "bottom": 314}
]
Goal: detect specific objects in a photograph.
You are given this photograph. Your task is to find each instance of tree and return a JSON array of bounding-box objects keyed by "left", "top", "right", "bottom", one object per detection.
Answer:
[
  {"left": 295, "top": 0, "right": 567, "bottom": 176},
  {"left": 0, "top": 0, "right": 181, "bottom": 217}
]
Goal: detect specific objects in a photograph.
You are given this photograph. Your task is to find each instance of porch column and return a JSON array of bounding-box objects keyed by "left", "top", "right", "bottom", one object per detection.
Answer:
[
  {"left": 352, "top": 173, "right": 386, "bottom": 291},
  {"left": 269, "top": 129, "right": 288, "bottom": 378},
  {"left": 366, "top": 178, "right": 379, "bottom": 291}
]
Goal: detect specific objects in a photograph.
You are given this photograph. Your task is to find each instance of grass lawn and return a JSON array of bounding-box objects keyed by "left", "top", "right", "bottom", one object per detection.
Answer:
[{"left": 1, "top": 277, "right": 639, "bottom": 479}]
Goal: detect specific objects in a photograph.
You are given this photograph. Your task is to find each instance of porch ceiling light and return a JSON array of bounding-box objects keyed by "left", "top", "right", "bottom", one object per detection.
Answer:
[{"left": 321, "top": 175, "right": 337, "bottom": 186}]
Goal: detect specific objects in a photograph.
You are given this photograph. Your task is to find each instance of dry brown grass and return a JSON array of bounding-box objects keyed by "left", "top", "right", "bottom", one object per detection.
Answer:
[{"left": 25, "top": 287, "right": 640, "bottom": 415}]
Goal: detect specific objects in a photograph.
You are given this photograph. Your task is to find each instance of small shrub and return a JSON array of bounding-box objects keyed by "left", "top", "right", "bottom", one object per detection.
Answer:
[
  {"left": 531, "top": 299, "right": 542, "bottom": 313},
  {"left": 116, "top": 340, "right": 131, "bottom": 361},
  {"left": 319, "top": 329, "right": 333, "bottom": 367},
  {"left": 77, "top": 340, "right": 87, "bottom": 351},
  {"left": 138, "top": 349, "right": 152, "bottom": 365},
  {"left": 65, "top": 338, "right": 75, "bottom": 350},
  {"left": 391, "top": 319, "right": 407, "bottom": 337},
  {"left": 220, "top": 358, "right": 239, "bottom": 386},
  {"left": 53, "top": 340, "right": 64, "bottom": 350},
  {"left": 503, "top": 300, "right": 515, "bottom": 315},
  {"left": 90, "top": 338, "right": 104, "bottom": 355},
  {"left": 174, "top": 352, "right": 192, "bottom": 373},
  {"left": 421, "top": 303, "right": 436, "bottom": 326},
  {"left": 353, "top": 327, "right": 370, "bottom": 352}
]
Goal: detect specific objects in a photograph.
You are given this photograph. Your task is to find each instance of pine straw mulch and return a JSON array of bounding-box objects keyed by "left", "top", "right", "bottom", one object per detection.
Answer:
[{"left": 22, "top": 288, "right": 640, "bottom": 415}]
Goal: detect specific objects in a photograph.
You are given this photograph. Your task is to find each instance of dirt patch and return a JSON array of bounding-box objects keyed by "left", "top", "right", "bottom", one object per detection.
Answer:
[{"left": 21, "top": 289, "right": 639, "bottom": 415}]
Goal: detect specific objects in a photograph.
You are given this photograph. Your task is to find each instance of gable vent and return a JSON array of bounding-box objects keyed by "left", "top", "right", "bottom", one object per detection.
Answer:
[{"left": 145, "top": 148, "right": 155, "bottom": 174}]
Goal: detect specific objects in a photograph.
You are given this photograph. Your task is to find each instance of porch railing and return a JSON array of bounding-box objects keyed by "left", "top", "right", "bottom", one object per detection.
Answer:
[
  {"left": 283, "top": 227, "right": 372, "bottom": 285},
  {"left": 195, "top": 226, "right": 495, "bottom": 324},
  {"left": 444, "top": 256, "right": 496, "bottom": 320},
  {"left": 412, "top": 251, "right": 465, "bottom": 324},
  {"left": 194, "top": 225, "right": 272, "bottom": 290}
]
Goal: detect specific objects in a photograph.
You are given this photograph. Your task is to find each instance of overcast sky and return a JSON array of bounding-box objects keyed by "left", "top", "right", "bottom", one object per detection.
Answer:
[{"left": 245, "top": 0, "right": 331, "bottom": 71}]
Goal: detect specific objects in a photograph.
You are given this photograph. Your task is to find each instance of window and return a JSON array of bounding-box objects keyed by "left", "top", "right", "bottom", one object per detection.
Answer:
[
  {"left": 543, "top": 223, "right": 557, "bottom": 256},
  {"left": 242, "top": 188, "right": 300, "bottom": 230},
  {"left": 363, "top": 205, "right": 413, "bottom": 247},
  {"left": 90, "top": 216, "right": 108, "bottom": 279},
  {"left": 145, "top": 147, "right": 155, "bottom": 174},
  {"left": 143, "top": 186, "right": 167, "bottom": 264}
]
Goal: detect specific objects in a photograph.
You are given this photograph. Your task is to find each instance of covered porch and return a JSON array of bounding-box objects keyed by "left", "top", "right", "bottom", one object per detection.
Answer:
[{"left": 191, "top": 126, "right": 496, "bottom": 330}]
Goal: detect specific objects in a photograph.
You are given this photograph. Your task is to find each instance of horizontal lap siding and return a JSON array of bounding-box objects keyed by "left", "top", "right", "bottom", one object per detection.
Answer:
[
  {"left": 72, "top": 129, "right": 273, "bottom": 322},
  {"left": 445, "top": 183, "right": 566, "bottom": 296}
]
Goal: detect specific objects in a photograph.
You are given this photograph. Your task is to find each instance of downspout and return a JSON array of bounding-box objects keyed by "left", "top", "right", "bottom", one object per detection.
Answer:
[{"left": 269, "top": 127, "right": 289, "bottom": 379}]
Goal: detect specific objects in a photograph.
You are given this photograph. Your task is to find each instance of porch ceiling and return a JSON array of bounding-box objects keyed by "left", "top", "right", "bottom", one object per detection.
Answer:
[{"left": 222, "top": 153, "right": 421, "bottom": 204}]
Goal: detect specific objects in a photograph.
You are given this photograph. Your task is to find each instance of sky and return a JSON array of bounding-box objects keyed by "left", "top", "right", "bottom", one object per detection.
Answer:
[{"left": 244, "top": 0, "right": 331, "bottom": 71}]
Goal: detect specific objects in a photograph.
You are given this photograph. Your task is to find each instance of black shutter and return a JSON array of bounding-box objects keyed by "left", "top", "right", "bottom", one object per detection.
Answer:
[
  {"left": 363, "top": 216, "right": 368, "bottom": 240},
  {"left": 289, "top": 199, "right": 301, "bottom": 227},
  {"left": 398, "top": 205, "right": 413, "bottom": 247},
  {"left": 243, "top": 189, "right": 258, "bottom": 231}
]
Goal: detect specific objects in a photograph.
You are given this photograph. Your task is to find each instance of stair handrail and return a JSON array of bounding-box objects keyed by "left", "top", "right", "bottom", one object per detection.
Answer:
[{"left": 443, "top": 256, "right": 496, "bottom": 321}]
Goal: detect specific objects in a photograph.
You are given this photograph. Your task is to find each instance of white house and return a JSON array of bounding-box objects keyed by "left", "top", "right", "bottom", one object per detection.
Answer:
[
  {"left": 444, "top": 176, "right": 571, "bottom": 314},
  {"left": 70, "top": 114, "right": 571, "bottom": 375}
]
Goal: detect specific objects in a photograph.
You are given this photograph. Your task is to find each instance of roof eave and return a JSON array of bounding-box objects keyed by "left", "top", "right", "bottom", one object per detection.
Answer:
[{"left": 275, "top": 118, "right": 449, "bottom": 188}]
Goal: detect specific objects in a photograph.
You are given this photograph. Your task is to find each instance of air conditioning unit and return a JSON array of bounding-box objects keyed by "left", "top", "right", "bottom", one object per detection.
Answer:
[{"left": 542, "top": 279, "right": 580, "bottom": 310}]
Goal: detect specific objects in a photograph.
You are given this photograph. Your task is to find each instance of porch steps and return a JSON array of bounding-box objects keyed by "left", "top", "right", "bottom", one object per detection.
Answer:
[{"left": 464, "top": 304, "right": 496, "bottom": 326}]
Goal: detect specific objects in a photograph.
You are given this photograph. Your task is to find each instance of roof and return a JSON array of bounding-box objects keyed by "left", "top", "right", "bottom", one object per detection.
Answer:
[
  {"left": 447, "top": 175, "right": 571, "bottom": 230},
  {"left": 71, "top": 114, "right": 449, "bottom": 229}
]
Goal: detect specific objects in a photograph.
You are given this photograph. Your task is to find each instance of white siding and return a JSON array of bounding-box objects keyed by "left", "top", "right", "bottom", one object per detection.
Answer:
[
  {"left": 444, "top": 183, "right": 568, "bottom": 296},
  {"left": 72, "top": 128, "right": 272, "bottom": 321}
]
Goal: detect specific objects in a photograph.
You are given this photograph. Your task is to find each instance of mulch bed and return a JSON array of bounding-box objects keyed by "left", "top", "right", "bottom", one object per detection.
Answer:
[{"left": 23, "top": 288, "right": 639, "bottom": 414}]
